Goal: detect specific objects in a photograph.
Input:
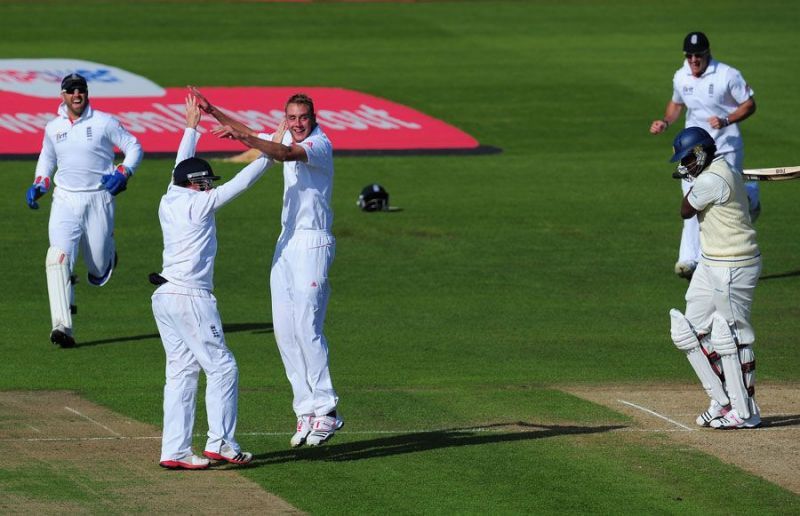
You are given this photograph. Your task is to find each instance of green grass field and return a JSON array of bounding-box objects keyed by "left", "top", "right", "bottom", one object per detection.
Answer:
[{"left": 1, "top": 0, "right": 799, "bottom": 513}]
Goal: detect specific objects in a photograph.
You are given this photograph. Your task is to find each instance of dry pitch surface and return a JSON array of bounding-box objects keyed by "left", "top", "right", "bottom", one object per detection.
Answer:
[{"left": 1, "top": 384, "right": 798, "bottom": 513}]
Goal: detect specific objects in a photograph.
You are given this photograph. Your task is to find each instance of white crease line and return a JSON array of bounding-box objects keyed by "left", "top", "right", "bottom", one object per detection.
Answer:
[
  {"left": 64, "top": 406, "right": 122, "bottom": 437},
  {"left": 2, "top": 425, "right": 798, "bottom": 443},
  {"left": 26, "top": 424, "right": 42, "bottom": 433},
  {"left": 618, "top": 399, "right": 693, "bottom": 431}
]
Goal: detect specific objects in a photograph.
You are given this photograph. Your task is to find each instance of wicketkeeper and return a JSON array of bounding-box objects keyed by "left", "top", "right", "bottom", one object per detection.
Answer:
[
  {"left": 27, "top": 73, "right": 143, "bottom": 348},
  {"left": 667, "top": 127, "right": 761, "bottom": 429}
]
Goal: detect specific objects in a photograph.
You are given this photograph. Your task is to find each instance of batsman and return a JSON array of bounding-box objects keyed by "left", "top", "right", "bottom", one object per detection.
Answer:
[{"left": 667, "top": 127, "right": 761, "bottom": 429}]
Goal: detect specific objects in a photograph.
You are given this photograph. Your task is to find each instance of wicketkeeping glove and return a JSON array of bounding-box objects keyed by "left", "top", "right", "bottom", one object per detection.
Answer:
[
  {"left": 101, "top": 165, "right": 131, "bottom": 196},
  {"left": 26, "top": 176, "right": 50, "bottom": 210}
]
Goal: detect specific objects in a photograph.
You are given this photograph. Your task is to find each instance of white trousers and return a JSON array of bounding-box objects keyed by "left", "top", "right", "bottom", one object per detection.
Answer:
[
  {"left": 684, "top": 260, "right": 761, "bottom": 346},
  {"left": 152, "top": 283, "right": 242, "bottom": 461},
  {"left": 49, "top": 187, "right": 116, "bottom": 280},
  {"left": 678, "top": 150, "right": 759, "bottom": 264},
  {"left": 270, "top": 230, "right": 338, "bottom": 417}
]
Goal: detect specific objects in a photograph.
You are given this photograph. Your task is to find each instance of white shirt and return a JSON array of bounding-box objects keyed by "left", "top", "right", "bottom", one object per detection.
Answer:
[
  {"left": 268, "top": 125, "right": 334, "bottom": 233},
  {"left": 159, "top": 128, "right": 272, "bottom": 290},
  {"left": 672, "top": 58, "right": 754, "bottom": 156},
  {"left": 34, "top": 104, "right": 143, "bottom": 191}
]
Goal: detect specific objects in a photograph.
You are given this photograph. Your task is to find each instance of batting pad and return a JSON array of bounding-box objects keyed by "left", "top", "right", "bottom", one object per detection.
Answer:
[
  {"left": 46, "top": 247, "right": 73, "bottom": 332},
  {"left": 669, "top": 309, "right": 729, "bottom": 405},
  {"left": 709, "top": 313, "right": 750, "bottom": 419}
]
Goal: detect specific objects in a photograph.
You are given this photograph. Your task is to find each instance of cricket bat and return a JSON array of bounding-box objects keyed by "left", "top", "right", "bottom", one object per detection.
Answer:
[{"left": 742, "top": 166, "right": 800, "bottom": 181}]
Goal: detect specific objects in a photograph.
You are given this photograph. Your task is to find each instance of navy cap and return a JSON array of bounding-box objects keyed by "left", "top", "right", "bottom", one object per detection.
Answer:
[
  {"left": 60, "top": 73, "right": 88, "bottom": 92},
  {"left": 173, "top": 157, "right": 221, "bottom": 185},
  {"left": 683, "top": 32, "right": 710, "bottom": 54}
]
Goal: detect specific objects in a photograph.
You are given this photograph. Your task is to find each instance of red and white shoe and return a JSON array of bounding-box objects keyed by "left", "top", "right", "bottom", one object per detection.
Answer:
[
  {"left": 159, "top": 453, "right": 210, "bottom": 470},
  {"left": 709, "top": 407, "right": 761, "bottom": 429},
  {"left": 290, "top": 415, "right": 314, "bottom": 448},
  {"left": 307, "top": 414, "right": 344, "bottom": 446},
  {"left": 203, "top": 443, "right": 253, "bottom": 465}
]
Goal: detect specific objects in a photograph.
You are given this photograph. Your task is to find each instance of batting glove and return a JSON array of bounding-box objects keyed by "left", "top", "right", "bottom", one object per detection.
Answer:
[
  {"left": 26, "top": 176, "right": 50, "bottom": 209},
  {"left": 101, "top": 165, "right": 131, "bottom": 196}
]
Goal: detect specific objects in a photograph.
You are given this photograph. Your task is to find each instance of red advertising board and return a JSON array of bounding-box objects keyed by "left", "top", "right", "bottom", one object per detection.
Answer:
[{"left": 0, "top": 87, "right": 489, "bottom": 157}]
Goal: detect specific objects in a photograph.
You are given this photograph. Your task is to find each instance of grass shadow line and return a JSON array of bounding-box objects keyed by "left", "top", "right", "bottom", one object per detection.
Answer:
[
  {"left": 251, "top": 422, "right": 626, "bottom": 465},
  {"left": 74, "top": 322, "right": 273, "bottom": 347}
]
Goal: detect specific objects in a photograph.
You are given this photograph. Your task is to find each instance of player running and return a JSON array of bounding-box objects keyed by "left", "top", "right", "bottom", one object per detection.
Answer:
[{"left": 26, "top": 73, "right": 143, "bottom": 348}]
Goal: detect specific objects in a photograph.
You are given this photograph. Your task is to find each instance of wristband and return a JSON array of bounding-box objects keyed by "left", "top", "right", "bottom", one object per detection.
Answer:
[
  {"left": 722, "top": 117, "right": 730, "bottom": 127},
  {"left": 662, "top": 119, "right": 670, "bottom": 128}
]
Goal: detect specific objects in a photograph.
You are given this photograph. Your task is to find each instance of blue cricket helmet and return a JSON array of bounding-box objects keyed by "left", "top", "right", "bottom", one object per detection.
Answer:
[{"left": 669, "top": 127, "right": 715, "bottom": 163}]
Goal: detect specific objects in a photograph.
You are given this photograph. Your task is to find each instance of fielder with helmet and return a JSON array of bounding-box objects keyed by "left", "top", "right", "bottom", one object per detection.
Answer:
[
  {"left": 27, "top": 73, "right": 143, "bottom": 348},
  {"left": 152, "top": 95, "right": 273, "bottom": 469},
  {"left": 650, "top": 32, "right": 759, "bottom": 280},
  {"left": 190, "top": 87, "right": 343, "bottom": 447},
  {"left": 667, "top": 127, "right": 761, "bottom": 429}
]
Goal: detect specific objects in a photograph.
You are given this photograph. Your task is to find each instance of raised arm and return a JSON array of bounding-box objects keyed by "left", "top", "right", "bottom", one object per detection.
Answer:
[
  {"left": 188, "top": 86, "right": 257, "bottom": 138},
  {"left": 212, "top": 124, "right": 308, "bottom": 163},
  {"left": 176, "top": 95, "right": 202, "bottom": 166}
]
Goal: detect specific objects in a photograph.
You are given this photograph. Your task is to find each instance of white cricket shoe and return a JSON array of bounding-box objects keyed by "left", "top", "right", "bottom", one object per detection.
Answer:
[
  {"left": 160, "top": 453, "right": 210, "bottom": 470},
  {"left": 290, "top": 415, "right": 314, "bottom": 448},
  {"left": 203, "top": 443, "right": 253, "bottom": 465},
  {"left": 696, "top": 400, "right": 730, "bottom": 427},
  {"left": 306, "top": 414, "right": 344, "bottom": 446},
  {"left": 674, "top": 261, "right": 697, "bottom": 280},
  {"left": 709, "top": 407, "right": 761, "bottom": 430}
]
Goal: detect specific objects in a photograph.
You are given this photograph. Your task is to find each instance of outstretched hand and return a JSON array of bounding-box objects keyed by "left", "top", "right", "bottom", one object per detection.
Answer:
[
  {"left": 185, "top": 94, "right": 201, "bottom": 128},
  {"left": 188, "top": 86, "right": 212, "bottom": 113}
]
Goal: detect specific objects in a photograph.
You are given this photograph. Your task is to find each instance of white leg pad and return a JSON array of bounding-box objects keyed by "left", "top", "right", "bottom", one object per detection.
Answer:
[
  {"left": 46, "top": 247, "right": 73, "bottom": 333},
  {"left": 669, "top": 309, "right": 729, "bottom": 405},
  {"left": 709, "top": 313, "right": 750, "bottom": 419}
]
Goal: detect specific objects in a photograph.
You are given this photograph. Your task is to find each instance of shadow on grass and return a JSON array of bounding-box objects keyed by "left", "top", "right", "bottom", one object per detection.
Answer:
[
  {"left": 251, "top": 422, "right": 626, "bottom": 465},
  {"left": 74, "top": 322, "right": 273, "bottom": 347},
  {"left": 762, "top": 414, "right": 800, "bottom": 427},
  {"left": 759, "top": 269, "right": 800, "bottom": 280}
]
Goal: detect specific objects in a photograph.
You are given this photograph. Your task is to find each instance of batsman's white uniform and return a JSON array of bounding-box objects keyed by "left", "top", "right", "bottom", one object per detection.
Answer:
[
  {"left": 671, "top": 58, "right": 756, "bottom": 266},
  {"left": 152, "top": 128, "right": 272, "bottom": 462},
  {"left": 265, "top": 125, "right": 339, "bottom": 418},
  {"left": 677, "top": 157, "right": 761, "bottom": 421},
  {"left": 35, "top": 103, "right": 142, "bottom": 334}
]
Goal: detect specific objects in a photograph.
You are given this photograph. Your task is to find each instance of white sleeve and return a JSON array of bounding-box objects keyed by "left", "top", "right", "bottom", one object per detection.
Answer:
[
  {"left": 727, "top": 68, "right": 754, "bottom": 105},
  {"left": 33, "top": 131, "right": 56, "bottom": 181},
  {"left": 688, "top": 173, "right": 730, "bottom": 211},
  {"left": 108, "top": 118, "right": 143, "bottom": 173},
  {"left": 175, "top": 128, "right": 201, "bottom": 166},
  {"left": 210, "top": 156, "right": 274, "bottom": 210},
  {"left": 300, "top": 134, "right": 332, "bottom": 168}
]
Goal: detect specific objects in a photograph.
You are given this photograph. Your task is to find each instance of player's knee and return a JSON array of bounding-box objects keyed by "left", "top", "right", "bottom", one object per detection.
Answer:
[
  {"left": 669, "top": 309, "right": 699, "bottom": 351},
  {"left": 45, "top": 246, "right": 70, "bottom": 268}
]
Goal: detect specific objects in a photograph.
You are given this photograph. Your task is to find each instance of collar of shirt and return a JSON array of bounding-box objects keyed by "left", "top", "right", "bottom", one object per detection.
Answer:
[
  {"left": 57, "top": 102, "right": 94, "bottom": 124},
  {"left": 682, "top": 58, "right": 719, "bottom": 78}
]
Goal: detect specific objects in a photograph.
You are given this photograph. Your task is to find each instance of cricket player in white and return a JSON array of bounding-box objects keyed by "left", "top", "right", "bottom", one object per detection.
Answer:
[
  {"left": 650, "top": 32, "right": 758, "bottom": 280},
  {"left": 667, "top": 127, "right": 761, "bottom": 430},
  {"left": 27, "top": 73, "right": 143, "bottom": 348},
  {"left": 190, "top": 87, "right": 343, "bottom": 447},
  {"left": 152, "top": 96, "right": 272, "bottom": 469}
]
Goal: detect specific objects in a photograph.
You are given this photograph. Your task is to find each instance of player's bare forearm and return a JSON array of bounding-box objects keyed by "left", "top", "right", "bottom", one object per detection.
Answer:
[
  {"left": 188, "top": 85, "right": 256, "bottom": 137},
  {"left": 241, "top": 135, "right": 294, "bottom": 162},
  {"left": 650, "top": 101, "right": 684, "bottom": 134}
]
